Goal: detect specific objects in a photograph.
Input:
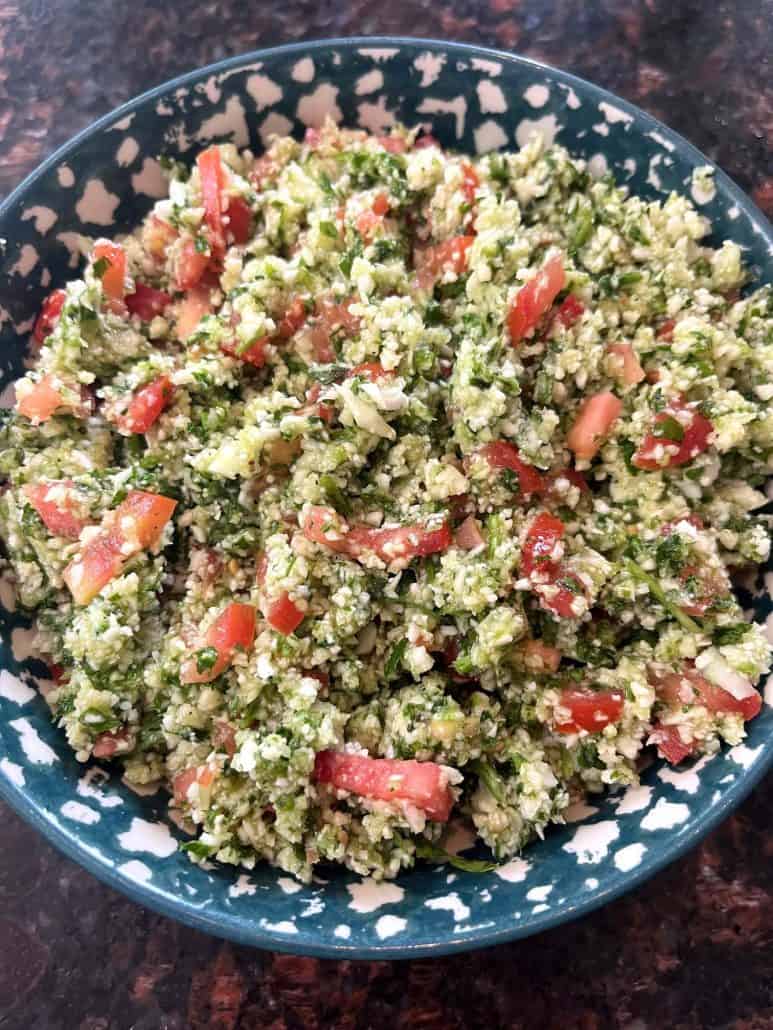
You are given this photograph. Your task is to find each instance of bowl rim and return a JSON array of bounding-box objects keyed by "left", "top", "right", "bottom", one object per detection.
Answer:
[{"left": 1, "top": 34, "right": 772, "bottom": 960}]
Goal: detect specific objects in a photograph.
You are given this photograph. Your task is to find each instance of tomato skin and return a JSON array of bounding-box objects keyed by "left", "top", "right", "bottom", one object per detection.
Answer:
[
  {"left": 23, "top": 480, "right": 89, "bottom": 539},
  {"left": 265, "top": 592, "right": 305, "bottom": 635},
  {"left": 93, "top": 728, "right": 131, "bottom": 758},
  {"left": 477, "top": 441, "right": 544, "bottom": 496},
  {"left": 314, "top": 751, "right": 454, "bottom": 822},
  {"left": 181, "top": 603, "right": 257, "bottom": 684},
  {"left": 117, "top": 376, "right": 174, "bottom": 434},
  {"left": 521, "top": 512, "right": 565, "bottom": 579},
  {"left": 652, "top": 666, "right": 761, "bottom": 721},
  {"left": 145, "top": 215, "right": 177, "bottom": 262},
  {"left": 519, "top": 639, "right": 561, "bottom": 673},
  {"left": 347, "top": 362, "right": 392, "bottom": 381},
  {"left": 125, "top": 283, "right": 172, "bottom": 321},
  {"left": 93, "top": 240, "right": 126, "bottom": 301},
  {"left": 176, "top": 237, "right": 211, "bottom": 291},
  {"left": 567, "top": 392, "right": 623, "bottom": 461},
  {"left": 310, "top": 297, "right": 360, "bottom": 362},
  {"left": 221, "top": 334, "right": 269, "bottom": 368},
  {"left": 225, "top": 195, "right": 252, "bottom": 244},
  {"left": 657, "top": 319, "right": 676, "bottom": 342},
  {"left": 197, "top": 146, "right": 227, "bottom": 260},
  {"left": 508, "top": 253, "right": 565, "bottom": 344},
  {"left": 16, "top": 375, "right": 67, "bottom": 423},
  {"left": 608, "top": 342, "right": 645, "bottom": 386},
  {"left": 454, "top": 515, "right": 484, "bottom": 550},
  {"left": 33, "top": 289, "right": 66, "bottom": 344},
  {"left": 302, "top": 505, "right": 451, "bottom": 565},
  {"left": 356, "top": 193, "right": 389, "bottom": 240},
  {"left": 633, "top": 401, "right": 713, "bottom": 470},
  {"left": 460, "top": 161, "right": 479, "bottom": 207},
  {"left": 173, "top": 764, "right": 216, "bottom": 804},
  {"left": 542, "top": 468, "right": 590, "bottom": 500},
  {"left": 276, "top": 298, "right": 308, "bottom": 340},
  {"left": 64, "top": 531, "right": 125, "bottom": 606},
  {"left": 649, "top": 723, "right": 695, "bottom": 765},
  {"left": 554, "top": 688, "right": 624, "bottom": 733},
  {"left": 553, "top": 294, "right": 584, "bottom": 329},
  {"left": 118, "top": 490, "right": 178, "bottom": 549},
  {"left": 176, "top": 284, "right": 212, "bottom": 340},
  {"left": 414, "top": 235, "right": 475, "bottom": 290}
]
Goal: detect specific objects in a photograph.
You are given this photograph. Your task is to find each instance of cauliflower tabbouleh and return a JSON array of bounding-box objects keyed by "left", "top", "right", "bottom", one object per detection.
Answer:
[{"left": 3, "top": 120, "right": 772, "bottom": 882}]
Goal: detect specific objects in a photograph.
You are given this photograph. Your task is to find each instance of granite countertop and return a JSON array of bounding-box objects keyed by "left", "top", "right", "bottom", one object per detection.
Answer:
[{"left": 1, "top": 1, "right": 773, "bottom": 1027}]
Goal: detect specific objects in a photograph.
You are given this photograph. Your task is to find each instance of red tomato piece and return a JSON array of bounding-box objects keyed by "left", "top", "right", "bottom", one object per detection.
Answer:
[
  {"left": 608, "top": 343, "right": 645, "bottom": 386},
  {"left": 567, "top": 392, "right": 623, "bottom": 461},
  {"left": 181, "top": 603, "right": 256, "bottom": 683},
  {"left": 213, "top": 720, "right": 237, "bottom": 758},
  {"left": 173, "top": 764, "right": 216, "bottom": 804},
  {"left": 633, "top": 401, "right": 713, "bottom": 470},
  {"left": 265, "top": 592, "right": 305, "bottom": 635},
  {"left": 542, "top": 468, "right": 590, "bottom": 500},
  {"left": 310, "top": 297, "right": 360, "bottom": 363},
  {"left": 33, "top": 289, "right": 66, "bottom": 345},
  {"left": 221, "top": 335, "right": 269, "bottom": 369},
  {"left": 460, "top": 161, "right": 479, "bottom": 208},
  {"left": 145, "top": 215, "right": 177, "bottom": 262},
  {"left": 64, "top": 531, "right": 125, "bottom": 606},
  {"left": 176, "top": 237, "right": 211, "bottom": 291},
  {"left": 16, "top": 375, "right": 68, "bottom": 423},
  {"left": 92, "top": 240, "right": 126, "bottom": 301},
  {"left": 93, "top": 728, "right": 131, "bottom": 758},
  {"left": 302, "top": 506, "right": 451, "bottom": 565},
  {"left": 197, "top": 146, "right": 227, "bottom": 260},
  {"left": 118, "top": 490, "right": 178, "bottom": 550},
  {"left": 521, "top": 512, "right": 565, "bottom": 579},
  {"left": 649, "top": 723, "right": 696, "bottom": 765},
  {"left": 23, "top": 480, "right": 89, "bottom": 539},
  {"left": 313, "top": 751, "right": 454, "bottom": 821},
  {"left": 276, "top": 298, "right": 308, "bottom": 340},
  {"left": 508, "top": 252, "right": 566, "bottom": 344},
  {"left": 225, "top": 195, "right": 252, "bottom": 244},
  {"left": 117, "top": 376, "right": 174, "bottom": 434},
  {"left": 176, "top": 285, "right": 212, "bottom": 341},
  {"left": 414, "top": 235, "right": 475, "bottom": 290},
  {"left": 553, "top": 294, "right": 585, "bottom": 329},
  {"left": 347, "top": 362, "right": 392, "bottom": 381},
  {"left": 454, "top": 515, "right": 484, "bottom": 550},
  {"left": 657, "top": 319, "right": 676, "bottom": 342},
  {"left": 125, "top": 283, "right": 172, "bottom": 321},
  {"left": 519, "top": 639, "right": 561, "bottom": 673},
  {"left": 554, "top": 688, "right": 624, "bottom": 733},
  {"left": 477, "top": 441, "right": 544, "bottom": 496},
  {"left": 652, "top": 666, "right": 761, "bottom": 721}
]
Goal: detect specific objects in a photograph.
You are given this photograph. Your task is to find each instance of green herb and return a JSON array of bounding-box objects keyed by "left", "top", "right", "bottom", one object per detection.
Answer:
[
  {"left": 652, "top": 415, "right": 685, "bottom": 443},
  {"left": 318, "top": 171, "right": 336, "bottom": 197},
  {"left": 713, "top": 623, "right": 751, "bottom": 646},
  {"left": 469, "top": 759, "right": 506, "bottom": 803},
  {"left": 194, "top": 235, "right": 210, "bottom": 254},
  {"left": 92, "top": 256, "right": 111, "bottom": 279},
  {"left": 320, "top": 474, "right": 351, "bottom": 516},
  {"left": 319, "top": 220, "right": 339, "bottom": 239},
  {"left": 195, "top": 646, "right": 219, "bottom": 674},
  {"left": 624, "top": 559, "right": 702, "bottom": 633},
  {"left": 415, "top": 840, "right": 497, "bottom": 873},
  {"left": 181, "top": 841, "right": 217, "bottom": 859},
  {"left": 384, "top": 638, "right": 408, "bottom": 680},
  {"left": 82, "top": 708, "right": 120, "bottom": 734}
]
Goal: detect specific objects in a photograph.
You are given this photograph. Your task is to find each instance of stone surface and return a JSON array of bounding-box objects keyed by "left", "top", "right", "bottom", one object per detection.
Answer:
[{"left": 1, "top": 1, "right": 772, "bottom": 1027}]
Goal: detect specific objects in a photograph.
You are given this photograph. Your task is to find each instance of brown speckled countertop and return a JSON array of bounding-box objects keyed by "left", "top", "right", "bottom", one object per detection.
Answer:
[{"left": 1, "top": 2, "right": 773, "bottom": 1028}]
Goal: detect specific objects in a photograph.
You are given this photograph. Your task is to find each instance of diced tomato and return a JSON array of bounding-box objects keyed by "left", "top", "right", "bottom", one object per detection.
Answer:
[
  {"left": 225, "top": 195, "right": 252, "bottom": 244},
  {"left": 125, "top": 283, "right": 172, "bottom": 321},
  {"left": 33, "top": 289, "right": 66, "bottom": 344},
  {"left": 48, "top": 663, "right": 67, "bottom": 684},
  {"left": 460, "top": 162, "right": 479, "bottom": 208},
  {"left": 652, "top": 665, "right": 761, "bottom": 721},
  {"left": 633, "top": 399, "right": 713, "bottom": 470},
  {"left": 250, "top": 154, "right": 280, "bottom": 189},
  {"left": 554, "top": 688, "right": 624, "bottom": 733},
  {"left": 454, "top": 515, "right": 484, "bottom": 550},
  {"left": 92, "top": 240, "right": 126, "bottom": 301},
  {"left": 176, "top": 285, "right": 212, "bottom": 341},
  {"left": 116, "top": 376, "right": 174, "bottom": 434},
  {"left": 93, "top": 728, "right": 131, "bottom": 758},
  {"left": 508, "top": 253, "right": 566, "bottom": 344},
  {"left": 521, "top": 512, "right": 565, "bottom": 579},
  {"left": 542, "top": 468, "right": 590, "bottom": 500},
  {"left": 661, "top": 513, "right": 704, "bottom": 534},
  {"left": 378, "top": 135, "right": 407, "bottom": 154},
  {"left": 476, "top": 441, "right": 544, "bottom": 496},
  {"left": 197, "top": 146, "right": 227, "bottom": 261},
  {"left": 16, "top": 375, "right": 68, "bottom": 423},
  {"left": 213, "top": 720, "right": 237, "bottom": 758},
  {"left": 64, "top": 490, "right": 177, "bottom": 605},
  {"left": 313, "top": 751, "right": 454, "bottom": 821},
  {"left": 657, "top": 319, "right": 676, "bottom": 342},
  {"left": 145, "top": 215, "right": 177, "bottom": 262},
  {"left": 176, "top": 237, "right": 210, "bottom": 291},
  {"left": 181, "top": 602, "right": 256, "bottom": 684},
  {"left": 276, "top": 298, "right": 308, "bottom": 340},
  {"left": 649, "top": 723, "right": 696, "bottom": 765},
  {"left": 356, "top": 192, "right": 390, "bottom": 241},
  {"left": 519, "top": 639, "right": 561, "bottom": 673},
  {"left": 23, "top": 480, "right": 89, "bottom": 539},
  {"left": 553, "top": 294, "right": 585, "bottom": 329},
  {"left": 310, "top": 297, "right": 360, "bottom": 362},
  {"left": 414, "top": 235, "right": 475, "bottom": 290},
  {"left": 298, "top": 383, "right": 335, "bottom": 423},
  {"left": 173, "top": 764, "right": 216, "bottom": 804},
  {"left": 221, "top": 334, "right": 269, "bottom": 369},
  {"left": 264, "top": 592, "right": 305, "bottom": 635},
  {"left": 347, "top": 362, "right": 392, "bottom": 381},
  {"left": 302, "top": 505, "right": 451, "bottom": 565},
  {"left": 567, "top": 391, "right": 623, "bottom": 461},
  {"left": 608, "top": 342, "right": 645, "bottom": 386}
]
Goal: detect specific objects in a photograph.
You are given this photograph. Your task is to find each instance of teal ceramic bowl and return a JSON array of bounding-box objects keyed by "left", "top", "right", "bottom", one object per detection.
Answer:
[{"left": 0, "top": 37, "right": 771, "bottom": 959}]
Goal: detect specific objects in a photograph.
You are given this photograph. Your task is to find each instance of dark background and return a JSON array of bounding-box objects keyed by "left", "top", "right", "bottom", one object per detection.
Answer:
[{"left": 1, "top": 2, "right": 773, "bottom": 1028}]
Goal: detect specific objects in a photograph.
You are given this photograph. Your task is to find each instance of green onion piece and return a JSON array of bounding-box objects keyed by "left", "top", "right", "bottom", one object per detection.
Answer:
[{"left": 415, "top": 840, "right": 497, "bottom": 873}]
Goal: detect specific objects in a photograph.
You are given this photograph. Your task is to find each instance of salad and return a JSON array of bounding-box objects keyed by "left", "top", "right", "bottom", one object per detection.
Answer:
[{"left": 2, "top": 120, "right": 771, "bottom": 882}]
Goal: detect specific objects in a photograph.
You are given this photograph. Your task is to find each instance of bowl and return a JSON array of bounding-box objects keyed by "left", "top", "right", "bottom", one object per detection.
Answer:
[{"left": 1, "top": 37, "right": 771, "bottom": 959}]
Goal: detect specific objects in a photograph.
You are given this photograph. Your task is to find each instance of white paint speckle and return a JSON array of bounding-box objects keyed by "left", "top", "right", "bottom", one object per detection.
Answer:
[
  {"left": 117, "top": 817, "right": 177, "bottom": 858},
  {"left": 10, "top": 718, "right": 57, "bottom": 765},
  {"left": 648, "top": 130, "right": 675, "bottom": 152},
  {"left": 559, "top": 84, "right": 581, "bottom": 109},
  {"left": 357, "top": 97, "right": 396, "bottom": 135},
  {"left": 729, "top": 743, "right": 763, "bottom": 770},
  {"left": 592, "top": 121, "right": 610, "bottom": 137},
  {"left": 614, "top": 843, "right": 646, "bottom": 872},
  {"left": 588, "top": 153, "right": 609, "bottom": 179},
  {"left": 196, "top": 95, "right": 249, "bottom": 148},
  {"left": 297, "top": 83, "right": 342, "bottom": 127},
  {"left": 640, "top": 799, "right": 690, "bottom": 831},
  {"left": 416, "top": 96, "right": 467, "bottom": 139},
  {"left": 111, "top": 113, "right": 135, "bottom": 131},
  {"left": 229, "top": 874, "right": 257, "bottom": 898},
  {"left": 691, "top": 166, "right": 717, "bottom": 206},
  {"left": 77, "top": 767, "right": 123, "bottom": 808},
  {"left": 347, "top": 878, "right": 404, "bottom": 913},
  {"left": 647, "top": 153, "right": 664, "bottom": 191},
  {"left": 585, "top": 877, "right": 599, "bottom": 889},
  {"left": 515, "top": 114, "right": 559, "bottom": 149},
  {"left": 0, "top": 669, "right": 35, "bottom": 705},
  {"left": 532, "top": 904, "right": 550, "bottom": 914},
  {"left": 260, "top": 918, "right": 297, "bottom": 934},
  {"left": 75, "top": 179, "right": 119, "bottom": 226},
  {"left": 523, "top": 84, "right": 550, "bottom": 108},
  {"left": 291, "top": 58, "right": 315, "bottom": 83},
  {"left": 563, "top": 820, "right": 619, "bottom": 864},
  {"left": 623, "top": 157, "right": 637, "bottom": 177},
  {"left": 526, "top": 884, "right": 553, "bottom": 903},
  {"left": 116, "top": 137, "right": 140, "bottom": 167},
  {"left": 728, "top": 204, "right": 740, "bottom": 220},
  {"left": 21, "top": 206, "right": 57, "bottom": 234},
  {"left": 375, "top": 914, "right": 406, "bottom": 939},
  {"left": 425, "top": 892, "right": 470, "bottom": 923},
  {"left": 300, "top": 897, "right": 325, "bottom": 919},
  {"left": 10, "top": 244, "right": 38, "bottom": 278},
  {"left": 414, "top": 51, "right": 446, "bottom": 87},
  {"left": 658, "top": 755, "right": 711, "bottom": 795},
  {"left": 130, "top": 157, "right": 167, "bottom": 199},
  {"left": 334, "top": 924, "right": 351, "bottom": 940},
  {"left": 277, "top": 876, "right": 302, "bottom": 895},
  {"left": 473, "top": 119, "right": 508, "bottom": 154},
  {"left": 495, "top": 857, "right": 531, "bottom": 883},
  {"left": 57, "top": 164, "right": 75, "bottom": 188},
  {"left": 479, "top": 888, "right": 492, "bottom": 902},
  {"left": 259, "top": 112, "right": 294, "bottom": 147},
  {"left": 61, "top": 800, "right": 100, "bottom": 825},
  {"left": 0, "top": 757, "right": 25, "bottom": 787},
  {"left": 56, "top": 231, "right": 88, "bottom": 269},
  {"left": 477, "top": 80, "right": 507, "bottom": 115},
  {"left": 599, "top": 101, "right": 633, "bottom": 125},
  {"left": 354, "top": 69, "right": 383, "bottom": 96},
  {"left": 245, "top": 73, "right": 283, "bottom": 112},
  {"left": 358, "top": 47, "right": 398, "bottom": 62},
  {"left": 470, "top": 57, "right": 502, "bottom": 76},
  {"left": 616, "top": 784, "right": 653, "bottom": 815},
  {"left": 118, "top": 859, "right": 152, "bottom": 883}
]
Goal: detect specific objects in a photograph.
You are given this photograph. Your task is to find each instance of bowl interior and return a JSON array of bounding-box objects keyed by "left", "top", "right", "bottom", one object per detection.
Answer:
[{"left": 0, "top": 38, "right": 772, "bottom": 958}]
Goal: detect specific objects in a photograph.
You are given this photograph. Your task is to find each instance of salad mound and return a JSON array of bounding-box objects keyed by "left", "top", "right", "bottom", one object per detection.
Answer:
[{"left": 2, "top": 120, "right": 771, "bottom": 882}]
